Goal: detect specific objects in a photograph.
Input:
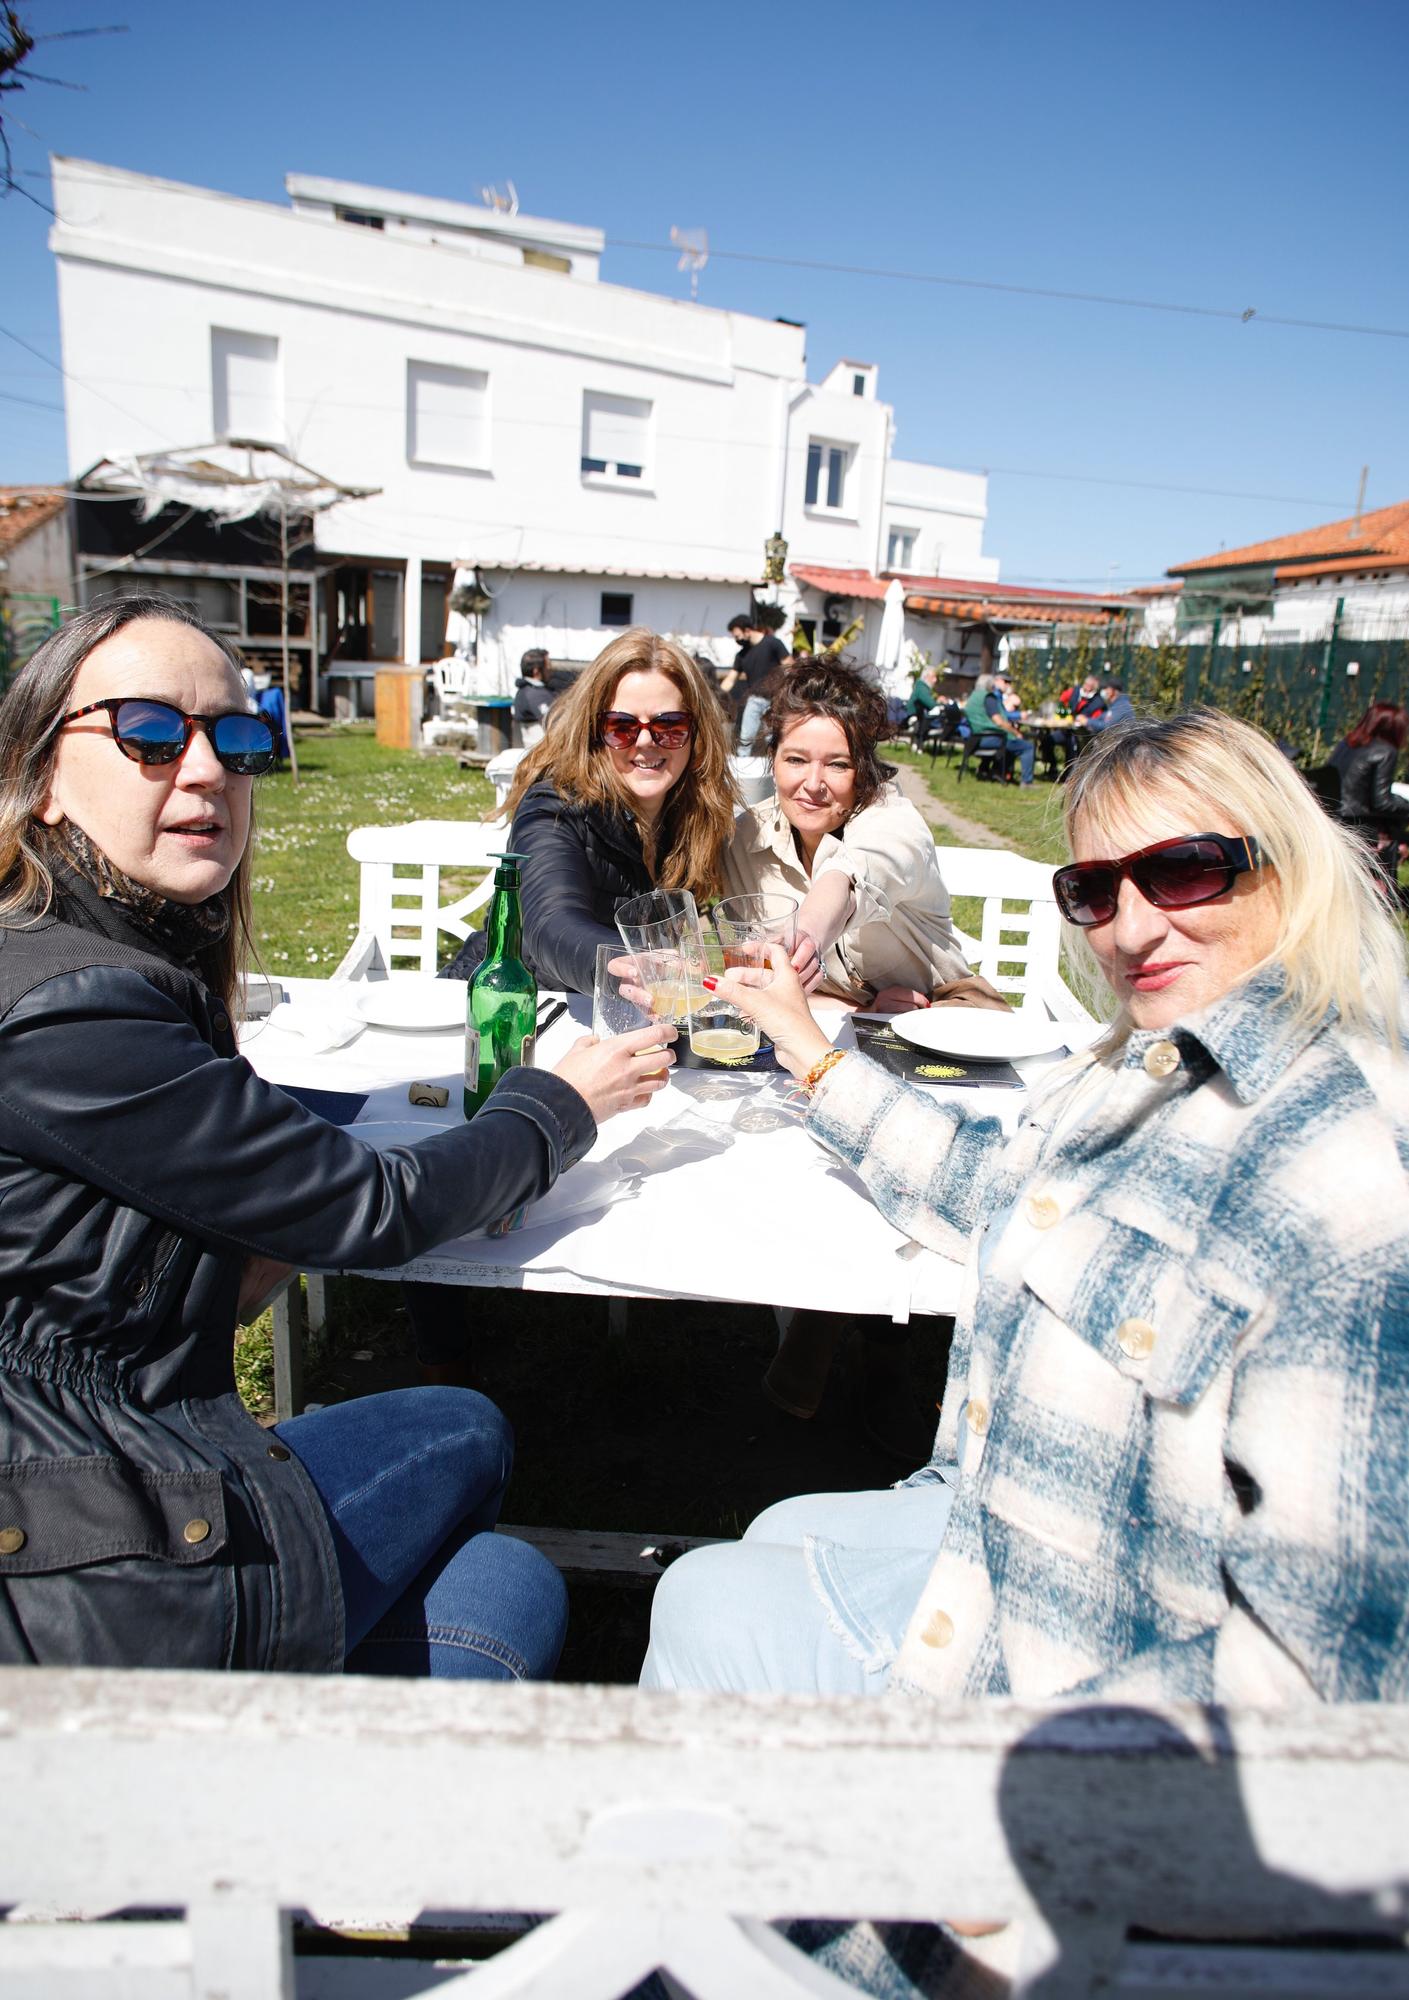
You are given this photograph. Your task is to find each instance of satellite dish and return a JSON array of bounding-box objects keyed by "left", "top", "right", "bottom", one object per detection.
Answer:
[
  {"left": 670, "top": 225, "right": 709, "bottom": 300},
  {"left": 480, "top": 181, "right": 520, "bottom": 215}
]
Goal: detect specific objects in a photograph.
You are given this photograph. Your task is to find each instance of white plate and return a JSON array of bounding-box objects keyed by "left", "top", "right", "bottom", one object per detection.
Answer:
[
  {"left": 889, "top": 1008, "right": 1076, "bottom": 1061},
  {"left": 350, "top": 979, "right": 467, "bottom": 1032}
]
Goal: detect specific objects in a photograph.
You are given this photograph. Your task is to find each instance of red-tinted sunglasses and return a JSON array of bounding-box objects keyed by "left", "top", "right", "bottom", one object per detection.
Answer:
[
  {"left": 600, "top": 710, "right": 693, "bottom": 750},
  {"left": 1053, "top": 832, "right": 1262, "bottom": 928}
]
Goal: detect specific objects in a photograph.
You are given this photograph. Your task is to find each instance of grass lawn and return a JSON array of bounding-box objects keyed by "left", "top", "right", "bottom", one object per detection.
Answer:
[
  {"left": 248, "top": 724, "right": 495, "bottom": 972},
  {"left": 889, "top": 742, "right": 1071, "bottom": 864}
]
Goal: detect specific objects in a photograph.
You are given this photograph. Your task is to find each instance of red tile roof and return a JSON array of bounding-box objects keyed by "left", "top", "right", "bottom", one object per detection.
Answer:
[
  {"left": 0, "top": 487, "right": 66, "bottom": 559},
  {"left": 1170, "top": 499, "right": 1409, "bottom": 585},
  {"left": 790, "top": 564, "right": 1139, "bottom": 623}
]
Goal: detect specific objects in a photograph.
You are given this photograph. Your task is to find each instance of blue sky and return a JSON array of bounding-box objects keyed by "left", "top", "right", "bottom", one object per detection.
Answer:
[{"left": 2, "top": 0, "right": 1406, "bottom": 586}]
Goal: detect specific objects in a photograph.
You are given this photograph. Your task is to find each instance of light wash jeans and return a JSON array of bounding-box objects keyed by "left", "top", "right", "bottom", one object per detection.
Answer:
[
  {"left": 639, "top": 1476, "right": 955, "bottom": 1696},
  {"left": 739, "top": 692, "right": 770, "bottom": 753},
  {"left": 278, "top": 1386, "right": 567, "bottom": 1680}
]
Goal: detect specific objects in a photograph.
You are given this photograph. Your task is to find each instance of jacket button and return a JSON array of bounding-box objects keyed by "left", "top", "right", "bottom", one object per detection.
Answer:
[
  {"left": 1025, "top": 1191, "right": 1059, "bottom": 1229},
  {"left": 267, "top": 1443, "right": 291, "bottom": 1462},
  {"left": 1117, "top": 1317, "right": 1157, "bottom": 1359},
  {"left": 183, "top": 1518, "right": 212, "bottom": 1544},
  {"left": 212, "top": 1011, "right": 230, "bottom": 1034},
  {"left": 128, "top": 1273, "right": 150, "bottom": 1301},
  {"left": 921, "top": 1609, "right": 954, "bottom": 1649},
  {"left": 0, "top": 1527, "right": 25, "bottom": 1556},
  {"left": 1143, "top": 1039, "right": 1180, "bottom": 1078},
  {"left": 966, "top": 1399, "right": 989, "bottom": 1435}
]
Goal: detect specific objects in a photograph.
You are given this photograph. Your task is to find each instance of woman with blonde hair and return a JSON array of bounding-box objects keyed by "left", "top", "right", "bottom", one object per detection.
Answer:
[
  {"left": 495, "top": 629, "right": 737, "bottom": 993},
  {"left": 645, "top": 710, "right": 1409, "bottom": 1739}
]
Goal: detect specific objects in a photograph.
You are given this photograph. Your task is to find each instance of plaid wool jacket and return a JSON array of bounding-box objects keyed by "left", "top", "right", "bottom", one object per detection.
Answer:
[{"left": 808, "top": 968, "right": 1409, "bottom": 1706}]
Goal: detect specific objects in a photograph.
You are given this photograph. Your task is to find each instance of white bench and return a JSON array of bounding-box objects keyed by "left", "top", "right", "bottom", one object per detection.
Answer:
[{"left": 1, "top": 1671, "right": 1405, "bottom": 1997}]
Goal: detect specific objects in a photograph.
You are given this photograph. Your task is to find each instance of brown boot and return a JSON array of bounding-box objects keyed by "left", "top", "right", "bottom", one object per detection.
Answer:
[{"left": 762, "top": 1311, "right": 848, "bottom": 1418}]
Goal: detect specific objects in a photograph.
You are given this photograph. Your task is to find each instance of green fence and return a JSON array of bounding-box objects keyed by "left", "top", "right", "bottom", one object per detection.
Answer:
[
  {"left": 0, "top": 593, "right": 63, "bottom": 692},
  {"left": 1007, "top": 624, "right": 1409, "bottom": 760}
]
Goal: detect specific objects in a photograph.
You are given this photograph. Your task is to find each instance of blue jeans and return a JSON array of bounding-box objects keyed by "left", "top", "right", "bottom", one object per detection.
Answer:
[
  {"left": 277, "top": 1387, "right": 567, "bottom": 1680},
  {"left": 639, "top": 1478, "right": 955, "bottom": 1696},
  {"left": 978, "top": 731, "right": 1035, "bottom": 784},
  {"left": 739, "top": 692, "right": 770, "bottom": 752}
]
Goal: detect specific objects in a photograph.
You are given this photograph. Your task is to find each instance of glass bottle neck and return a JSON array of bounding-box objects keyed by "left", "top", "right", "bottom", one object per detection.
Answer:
[{"left": 484, "top": 884, "right": 522, "bottom": 962}]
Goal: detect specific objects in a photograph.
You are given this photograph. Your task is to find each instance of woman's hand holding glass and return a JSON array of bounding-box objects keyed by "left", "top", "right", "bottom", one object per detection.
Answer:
[{"left": 715, "top": 944, "right": 833, "bottom": 1082}]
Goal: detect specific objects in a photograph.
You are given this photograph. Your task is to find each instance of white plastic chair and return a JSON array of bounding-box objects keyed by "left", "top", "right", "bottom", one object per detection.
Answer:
[
  {"left": 934, "top": 844, "right": 1088, "bottom": 1020},
  {"left": 332, "top": 818, "right": 507, "bottom": 980}
]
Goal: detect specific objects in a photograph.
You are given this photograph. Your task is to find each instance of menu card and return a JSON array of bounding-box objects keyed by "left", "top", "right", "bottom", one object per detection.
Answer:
[{"left": 851, "top": 1020, "right": 1024, "bottom": 1088}]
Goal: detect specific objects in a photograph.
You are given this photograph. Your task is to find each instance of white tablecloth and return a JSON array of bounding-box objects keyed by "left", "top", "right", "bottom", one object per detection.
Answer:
[{"left": 241, "top": 979, "right": 1042, "bottom": 1321}]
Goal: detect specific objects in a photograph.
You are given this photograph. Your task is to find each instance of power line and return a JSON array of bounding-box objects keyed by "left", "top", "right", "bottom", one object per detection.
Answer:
[
  {"left": 605, "top": 238, "right": 1409, "bottom": 342},
  {"left": 0, "top": 388, "right": 65, "bottom": 412}
]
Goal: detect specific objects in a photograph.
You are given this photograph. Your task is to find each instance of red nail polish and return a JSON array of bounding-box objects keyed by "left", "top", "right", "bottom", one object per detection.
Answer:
[{"left": 701, "top": 975, "right": 719, "bottom": 991}]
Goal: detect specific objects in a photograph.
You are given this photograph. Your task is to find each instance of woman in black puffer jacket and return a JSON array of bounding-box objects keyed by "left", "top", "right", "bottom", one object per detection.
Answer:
[{"left": 1329, "top": 701, "right": 1409, "bottom": 860}]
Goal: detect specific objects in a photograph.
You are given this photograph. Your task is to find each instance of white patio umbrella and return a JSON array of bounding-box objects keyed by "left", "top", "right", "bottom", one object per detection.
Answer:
[{"left": 874, "top": 576, "right": 909, "bottom": 699}]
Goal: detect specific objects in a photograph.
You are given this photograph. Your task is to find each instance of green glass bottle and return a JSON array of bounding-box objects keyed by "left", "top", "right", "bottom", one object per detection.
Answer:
[{"left": 464, "top": 852, "right": 537, "bottom": 1119}]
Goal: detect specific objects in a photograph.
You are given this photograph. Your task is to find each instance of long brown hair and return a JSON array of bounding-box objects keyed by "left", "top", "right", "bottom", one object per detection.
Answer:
[
  {"left": 763, "top": 657, "right": 890, "bottom": 814},
  {"left": 0, "top": 595, "right": 257, "bottom": 1009},
  {"left": 503, "top": 628, "right": 737, "bottom": 899},
  {"left": 1345, "top": 701, "right": 1409, "bottom": 752}
]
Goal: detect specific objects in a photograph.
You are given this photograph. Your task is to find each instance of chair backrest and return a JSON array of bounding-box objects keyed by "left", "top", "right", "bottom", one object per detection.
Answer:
[
  {"left": 345, "top": 819, "right": 507, "bottom": 977},
  {"left": 431, "top": 656, "right": 474, "bottom": 706},
  {"left": 934, "top": 844, "right": 1083, "bottom": 1018}
]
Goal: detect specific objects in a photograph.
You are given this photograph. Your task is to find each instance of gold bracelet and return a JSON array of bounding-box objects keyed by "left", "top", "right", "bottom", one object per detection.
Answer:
[{"left": 801, "top": 1048, "right": 850, "bottom": 1095}]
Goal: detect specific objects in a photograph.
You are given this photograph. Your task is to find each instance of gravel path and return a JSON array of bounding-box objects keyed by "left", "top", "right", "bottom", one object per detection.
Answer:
[{"left": 892, "top": 760, "right": 1010, "bottom": 849}]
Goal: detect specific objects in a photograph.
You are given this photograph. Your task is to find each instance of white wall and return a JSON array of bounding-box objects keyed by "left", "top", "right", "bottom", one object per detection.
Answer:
[
  {"left": 52, "top": 160, "right": 805, "bottom": 597},
  {"left": 780, "top": 382, "right": 890, "bottom": 573},
  {"left": 478, "top": 573, "right": 755, "bottom": 679},
  {"left": 2, "top": 512, "right": 72, "bottom": 599},
  {"left": 881, "top": 459, "right": 997, "bottom": 582}
]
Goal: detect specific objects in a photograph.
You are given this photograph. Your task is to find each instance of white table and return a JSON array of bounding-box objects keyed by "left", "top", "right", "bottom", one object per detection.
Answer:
[{"left": 242, "top": 978, "right": 1050, "bottom": 1327}]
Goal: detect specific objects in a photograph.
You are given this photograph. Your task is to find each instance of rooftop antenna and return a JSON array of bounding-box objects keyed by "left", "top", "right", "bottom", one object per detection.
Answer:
[
  {"left": 479, "top": 180, "right": 519, "bottom": 215},
  {"left": 670, "top": 225, "right": 709, "bottom": 301}
]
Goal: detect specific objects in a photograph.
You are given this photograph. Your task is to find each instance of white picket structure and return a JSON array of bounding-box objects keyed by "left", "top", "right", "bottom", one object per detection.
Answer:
[
  {"left": 933, "top": 845, "right": 1082, "bottom": 1019},
  {"left": 1, "top": 1671, "right": 1406, "bottom": 1998},
  {"left": 333, "top": 818, "right": 507, "bottom": 980}
]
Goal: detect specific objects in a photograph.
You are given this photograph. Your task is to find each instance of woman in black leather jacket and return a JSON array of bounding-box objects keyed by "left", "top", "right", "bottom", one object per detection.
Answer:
[
  {"left": 0, "top": 597, "right": 673, "bottom": 1675},
  {"left": 498, "top": 629, "right": 739, "bottom": 993},
  {"left": 1329, "top": 700, "right": 1409, "bottom": 838}
]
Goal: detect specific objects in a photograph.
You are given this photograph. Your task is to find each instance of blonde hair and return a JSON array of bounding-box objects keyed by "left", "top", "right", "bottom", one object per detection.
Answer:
[
  {"left": 502, "top": 629, "right": 738, "bottom": 900},
  {"left": 1062, "top": 708, "right": 1406, "bottom": 1045}
]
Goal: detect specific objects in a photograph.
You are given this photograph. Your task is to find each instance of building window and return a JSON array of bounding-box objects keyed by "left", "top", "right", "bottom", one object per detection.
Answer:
[
  {"left": 522, "top": 246, "right": 571, "bottom": 274},
  {"left": 582, "top": 391, "right": 651, "bottom": 482},
  {"left": 853, "top": 373, "right": 866, "bottom": 397},
  {"left": 805, "top": 440, "right": 850, "bottom": 512},
  {"left": 211, "top": 328, "right": 282, "bottom": 444},
  {"left": 887, "top": 528, "right": 917, "bottom": 570},
  {"left": 601, "top": 591, "right": 634, "bottom": 627},
  {"left": 407, "top": 361, "right": 490, "bottom": 471},
  {"left": 336, "top": 208, "right": 384, "bottom": 229}
]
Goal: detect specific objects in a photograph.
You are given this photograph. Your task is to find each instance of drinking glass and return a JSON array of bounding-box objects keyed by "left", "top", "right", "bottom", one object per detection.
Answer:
[
  {"left": 711, "top": 892, "right": 798, "bottom": 976},
  {"left": 617, "top": 890, "right": 707, "bottom": 1026},
  {"left": 591, "top": 943, "right": 653, "bottom": 1039}
]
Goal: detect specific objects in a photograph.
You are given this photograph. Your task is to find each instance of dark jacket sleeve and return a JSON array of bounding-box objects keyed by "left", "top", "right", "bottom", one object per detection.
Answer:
[
  {"left": 0, "top": 966, "right": 596, "bottom": 1270},
  {"left": 1362, "top": 741, "right": 1401, "bottom": 815},
  {"left": 511, "top": 787, "right": 623, "bottom": 994}
]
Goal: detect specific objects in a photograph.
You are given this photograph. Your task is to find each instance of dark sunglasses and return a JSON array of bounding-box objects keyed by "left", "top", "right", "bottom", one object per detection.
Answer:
[
  {"left": 1053, "top": 832, "right": 1262, "bottom": 928},
  {"left": 58, "top": 697, "right": 278, "bottom": 775},
  {"left": 600, "top": 709, "right": 693, "bottom": 750}
]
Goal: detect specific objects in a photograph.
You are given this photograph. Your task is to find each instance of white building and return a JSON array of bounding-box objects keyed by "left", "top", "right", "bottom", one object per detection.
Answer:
[
  {"left": 50, "top": 158, "right": 1012, "bottom": 711},
  {"left": 1164, "top": 500, "right": 1409, "bottom": 646}
]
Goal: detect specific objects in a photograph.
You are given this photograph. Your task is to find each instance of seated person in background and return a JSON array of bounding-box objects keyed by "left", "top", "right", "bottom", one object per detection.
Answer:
[
  {"left": 1058, "top": 670, "right": 1107, "bottom": 724},
  {"left": 962, "top": 670, "right": 1035, "bottom": 785},
  {"left": 0, "top": 597, "right": 673, "bottom": 1678},
  {"left": 907, "top": 662, "right": 939, "bottom": 739},
  {"left": 1075, "top": 675, "right": 1135, "bottom": 733},
  {"left": 1329, "top": 700, "right": 1409, "bottom": 861},
  {"left": 491, "top": 628, "right": 738, "bottom": 995},
  {"left": 647, "top": 707, "right": 1409, "bottom": 1733},
  {"left": 511, "top": 647, "right": 556, "bottom": 745},
  {"left": 724, "top": 658, "right": 992, "bottom": 1015}
]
